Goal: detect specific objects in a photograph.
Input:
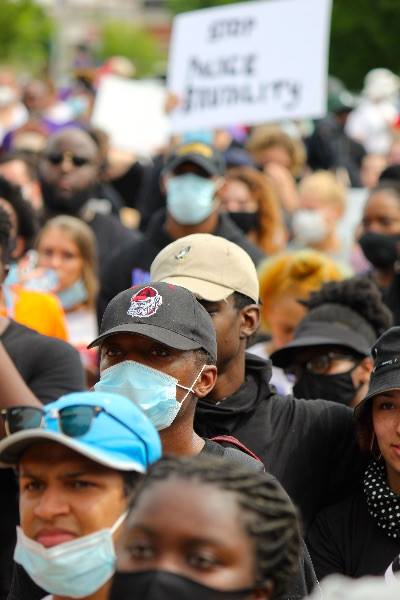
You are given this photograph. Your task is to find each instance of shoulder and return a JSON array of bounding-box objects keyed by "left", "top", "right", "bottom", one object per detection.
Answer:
[{"left": 202, "top": 438, "right": 265, "bottom": 473}]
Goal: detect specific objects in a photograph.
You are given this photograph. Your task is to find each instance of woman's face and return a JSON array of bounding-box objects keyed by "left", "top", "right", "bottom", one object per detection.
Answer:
[
  {"left": 117, "top": 478, "right": 265, "bottom": 596},
  {"left": 265, "top": 295, "right": 307, "bottom": 351},
  {"left": 37, "top": 227, "right": 83, "bottom": 291},
  {"left": 372, "top": 390, "right": 400, "bottom": 495},
  {"left": 219, "top": 180, "right": 258, "bottom": 213},
  {"left": 361, "top": 190, "right": 400, "bottom": 235}
]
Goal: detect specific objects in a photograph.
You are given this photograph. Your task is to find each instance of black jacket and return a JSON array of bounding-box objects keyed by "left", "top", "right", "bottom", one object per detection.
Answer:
[
  {"left": 98, "top": 208, "right": 265, "bottom": 319},
  {"left": 194, "top": 353, "right": 368, "bottom": 533},
  {"left": 307, "top": 489, "right": 400, "bottom": 579}
]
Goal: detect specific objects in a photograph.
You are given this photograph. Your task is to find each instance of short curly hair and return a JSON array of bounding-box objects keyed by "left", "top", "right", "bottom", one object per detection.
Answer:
[{"left": 0, "top": 204, "right": 12, "bottom": 263}]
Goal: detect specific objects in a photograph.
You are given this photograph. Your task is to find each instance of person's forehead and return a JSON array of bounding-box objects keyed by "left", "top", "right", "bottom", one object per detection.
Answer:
[
  {"left": 0, "top": 160, "right": 30, "bottom": 184},
  {"left": 45, "top": 131, "right": 99, "bottom": 160}
]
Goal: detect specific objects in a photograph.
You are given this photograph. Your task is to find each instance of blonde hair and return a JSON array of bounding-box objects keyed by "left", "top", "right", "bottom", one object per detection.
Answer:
[
  {"left": 299, "top": 171, "right": 346, "bottom": 211},
  {"left": 258, "top": 249, "right": 345, "bottom": 330},
  {"left": 225, "top": 166, "right": 287, "bottom": 254},
  {"left": 36, "top": 215, "right": 99, "bottom": 310},
  {"left": 245, "top": 125, "right": 306, "bottom": 177}
]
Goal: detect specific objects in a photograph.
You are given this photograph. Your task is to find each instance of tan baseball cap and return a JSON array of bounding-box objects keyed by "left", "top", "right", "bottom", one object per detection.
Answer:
[{"left": 150, "top": 234, "right": 259, "bottom": 303}]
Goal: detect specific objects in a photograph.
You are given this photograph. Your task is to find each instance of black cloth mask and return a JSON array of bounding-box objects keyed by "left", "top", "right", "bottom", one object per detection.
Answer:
[
  {"left": 293, "top": 365, "right": 361, "bottom": 406},
  {"left": 227, "top": 211, "right": 258, "bottom": 234},
  {"left": 110, "top": 570, "right": 259, "bottom": 600},
  {"left": 359, "top": 231, "right": 400, "bottom": 269}
]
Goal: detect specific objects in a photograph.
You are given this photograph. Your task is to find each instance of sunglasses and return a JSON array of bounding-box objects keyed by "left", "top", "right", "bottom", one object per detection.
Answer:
[
  {"left": 0, "top": 405, "right": 148, "bottom": 464},
  {"left": 44, "top": 151, "right": 91, "bottom": 168}
]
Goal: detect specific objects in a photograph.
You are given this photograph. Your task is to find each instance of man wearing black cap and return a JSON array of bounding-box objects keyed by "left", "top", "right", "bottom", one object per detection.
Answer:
[
  {"left": 97, "top": 141, "right": 265, "bottom": 319},
  {"left": 92, "top": 281, "right": 262, "bottom": 469}
]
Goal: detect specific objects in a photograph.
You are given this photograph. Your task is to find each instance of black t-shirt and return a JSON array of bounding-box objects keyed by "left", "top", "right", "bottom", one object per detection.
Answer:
[
  {"left": 195, "top": 353, "right": 368, "bottom": 533},
  {"left": 0, "top": 320, "right": 85, "bottom": 600},
  {"left": 306, "top": 489, "right": 400, "bottom": 580}
]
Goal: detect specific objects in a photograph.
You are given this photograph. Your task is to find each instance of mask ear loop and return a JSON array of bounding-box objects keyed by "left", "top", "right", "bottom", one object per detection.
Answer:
[
  {"left": 369, "top": 432, "right": 382, "bottom": 461},
  {"left": 177, "top": 364, "right": 206, "bottom": 404}
]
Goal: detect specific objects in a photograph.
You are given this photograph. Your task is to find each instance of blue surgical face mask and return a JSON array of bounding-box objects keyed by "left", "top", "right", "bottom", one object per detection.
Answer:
[
  {"left": 57, "top": 278, "right": 88, "bottom": 310},
  {"left": 14, "top": 512, "right": 127, "bottom": 598},
  {"left": 166, "top": 174, "right": 217, "bottom": 225},
  {"left": 94, "top": 360, "right": 205, "bottom": 431}
]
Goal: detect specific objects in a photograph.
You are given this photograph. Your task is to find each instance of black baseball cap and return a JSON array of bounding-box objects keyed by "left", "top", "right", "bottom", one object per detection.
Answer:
[
  {"left": 88, "top": 282, "right": 217, "bottom": 362},
  {"left": 163, "top": 141, "right": 226, "bottom": 177},
  {"left": 271, "top": 321, "right": 371, "bottom": 368}
]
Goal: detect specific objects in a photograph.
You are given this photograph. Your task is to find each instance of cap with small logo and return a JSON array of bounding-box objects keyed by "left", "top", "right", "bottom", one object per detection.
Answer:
[
  {"left": 0, "top": 391, "right": 162, "bottom": 470},
  {"left": 163, "top": 142, "right": 226, "bottom": 177},
  {"left": 88, "top": 282, "right": 217, "bottom": 362},
  {"left": 150, "top": 234, "right": 259, "bottom": 303}
]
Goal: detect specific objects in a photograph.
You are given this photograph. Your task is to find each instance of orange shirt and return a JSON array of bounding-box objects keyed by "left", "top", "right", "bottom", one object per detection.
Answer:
[{"left": 1, "top": 285, "right": 69, "bottom": 341}]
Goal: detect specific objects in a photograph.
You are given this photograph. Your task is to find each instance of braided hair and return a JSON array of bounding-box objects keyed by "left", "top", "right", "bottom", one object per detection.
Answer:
[
  {"left": 300, "top": 276, "right": 393, "bottom": 344},
  {"left": 0, "top": 204, "right": 12, "bottom": 263},
  {"left": 128, "top": 454, "right": 301, "bottom": 598}
]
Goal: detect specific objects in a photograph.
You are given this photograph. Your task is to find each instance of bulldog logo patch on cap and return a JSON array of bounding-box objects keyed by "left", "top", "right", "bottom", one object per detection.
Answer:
[{"left": 127, "top": 286, "right": 162, "bottom": 318}]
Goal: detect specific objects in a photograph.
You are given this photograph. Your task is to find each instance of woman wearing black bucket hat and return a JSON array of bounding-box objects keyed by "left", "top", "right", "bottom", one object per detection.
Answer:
[{"left": 306, "top": 326, "right": 400, "bottom": 580}]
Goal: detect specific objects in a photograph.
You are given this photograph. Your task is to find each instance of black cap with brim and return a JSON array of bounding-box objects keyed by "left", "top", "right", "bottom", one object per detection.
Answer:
[
  {"left": 162, "top": 142, "right": 226, "bottom": 177},
  {"left": 271, "top": 321, "right": 371, "bottom": 368},
  {"left": 88, "top": 283, "right": 217, "bottom": 362},
  {"left": 88, "top": 322, "right": 201, "bottom": 352}
]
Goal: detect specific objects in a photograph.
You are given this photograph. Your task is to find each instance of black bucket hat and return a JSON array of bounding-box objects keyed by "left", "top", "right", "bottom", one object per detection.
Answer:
[{"left": 271, "top": 320, "right": 371, "bottom": 369}]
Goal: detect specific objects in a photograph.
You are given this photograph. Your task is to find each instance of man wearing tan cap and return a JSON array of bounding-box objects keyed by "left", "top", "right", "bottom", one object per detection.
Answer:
[{"left": 150, "top": 234, "right": 368, "bottom": 533}]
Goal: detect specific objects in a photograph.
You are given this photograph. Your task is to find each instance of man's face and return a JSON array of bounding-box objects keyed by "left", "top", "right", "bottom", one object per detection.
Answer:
[
  {"left": 39, "top": 131, "right": 99, "bottom": 209},
  {"left": 19, "top": 441, "right": 126, "bottom": 548},
  {"left": 100, "top": 333, "right": 203, "bottom": 404},
  {"left": 198, "top": 295, "right": 242, "bottom": 373}
]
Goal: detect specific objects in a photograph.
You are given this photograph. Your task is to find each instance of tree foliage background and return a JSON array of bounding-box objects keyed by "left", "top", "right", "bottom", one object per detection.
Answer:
[
  {"left": 96, "top": 22, "right": 162, "bottom": 78},
  {"left": 166, "top": 0, "right": 400, "bottom": 91},
  {"left": 0, "top": 0, "right": 53, "bottom": 72}
]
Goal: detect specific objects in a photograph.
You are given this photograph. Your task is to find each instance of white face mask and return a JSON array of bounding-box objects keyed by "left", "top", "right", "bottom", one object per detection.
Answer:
[
  {"left": 14, "top": 512, "right": 127, "bottom": 598},
  {"left": 291, "top": 209, "right": 328, "bottom": 244},
  {"left": 94, "top": 360, "right": 205, "bottom": 431}
]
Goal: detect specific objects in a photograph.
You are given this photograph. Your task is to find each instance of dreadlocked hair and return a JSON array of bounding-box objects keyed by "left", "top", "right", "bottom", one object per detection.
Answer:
[
  {"left": 300, "top": 276, "right": 393, "bottom": 344},
  {"left": 0, "top": 204, "right": 12, "bottom": 263},
  {"left": 128, "top": 454, "right": 301, "bottom": 598}
]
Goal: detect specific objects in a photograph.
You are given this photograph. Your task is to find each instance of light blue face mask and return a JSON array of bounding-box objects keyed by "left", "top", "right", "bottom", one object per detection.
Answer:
[
  {"left": 166, "top": 174, "right": 217, "bottom": 225},
  {"left": 14, "top": 512, "right": 127, "bottom": 598},
  {"left": 94, "top": 360, "right": 205, "bottom": 431},
  {"left": 57, "top": 278, "right": 88, "bottom": 310}
]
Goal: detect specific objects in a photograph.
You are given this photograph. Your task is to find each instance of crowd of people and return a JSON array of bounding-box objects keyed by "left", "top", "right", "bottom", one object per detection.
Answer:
[{"left": 1, "top": 60, "right": 400, "bottom": 600}]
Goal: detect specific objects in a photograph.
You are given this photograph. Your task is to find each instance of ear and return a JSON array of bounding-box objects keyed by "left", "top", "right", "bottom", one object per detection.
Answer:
[
  {"left": 193, "top": 364, "right": 218, "bottom": 398},
  {"left": 239, "top": 304, "right": 261, "bottom": 340},
  {"left": 11, "top": 236, "right": 26, "bottom": 260},
  {"left": 356, "top": 356, "right": 374, "bottom": 384}
]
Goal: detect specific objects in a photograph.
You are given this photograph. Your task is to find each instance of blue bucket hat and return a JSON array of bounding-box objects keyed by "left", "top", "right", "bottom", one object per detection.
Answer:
[{"left": 0, "top": 391, "right": 162, "bottom": 471}]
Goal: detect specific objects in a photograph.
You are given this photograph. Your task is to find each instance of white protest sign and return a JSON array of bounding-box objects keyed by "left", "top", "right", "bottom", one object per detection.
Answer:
[
  {"left": 167, "top": 0, "right": 332, "bottom": 133},
  {"left": 91, "top": 75, "right": 169, "bottom": 156}
]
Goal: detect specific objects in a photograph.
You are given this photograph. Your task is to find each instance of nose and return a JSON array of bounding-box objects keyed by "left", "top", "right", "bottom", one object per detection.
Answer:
[
  {"left": 59, "top": 152, "right": 75, "bottom": 173},
  {"left": 33, "top": 485, "right": 70, "bottom": 521}
]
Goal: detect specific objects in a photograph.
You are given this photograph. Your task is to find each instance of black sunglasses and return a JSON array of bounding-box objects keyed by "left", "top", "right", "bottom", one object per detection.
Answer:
[
  {"left": 44, "top": 151, "right": 91, "bottom": 168},
  {"left": 0, "top": 405, "right": 148, "bottom": 465}
]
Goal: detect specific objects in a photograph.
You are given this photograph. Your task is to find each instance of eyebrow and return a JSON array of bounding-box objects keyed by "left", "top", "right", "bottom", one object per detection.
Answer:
[{"left": 19, "top": 468, "right": 104, "bottom": 479}]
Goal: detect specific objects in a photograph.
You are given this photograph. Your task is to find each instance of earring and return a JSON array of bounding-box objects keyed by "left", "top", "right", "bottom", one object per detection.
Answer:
[{"left": 369, "top": 432, "right": 382, "bottom": 461}]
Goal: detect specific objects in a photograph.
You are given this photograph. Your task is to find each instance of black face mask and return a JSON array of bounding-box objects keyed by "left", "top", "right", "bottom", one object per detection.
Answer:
[
  {"left": 293, "top": 366, "right": 361, "bottom": 406},
  {"left": 228, "top": 211, "right": 259, "bottom": 234},
  {"left": 110, "top": 570, "right": 259, "bottom": 600},
  {"left": 358, "top": 231, "right": 400, "bottom": 269}
]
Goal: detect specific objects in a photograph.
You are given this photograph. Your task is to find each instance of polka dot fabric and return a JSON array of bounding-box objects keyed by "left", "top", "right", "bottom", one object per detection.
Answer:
[{"left": 364, "top": 461, "right": 400, "bottom": 539}]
